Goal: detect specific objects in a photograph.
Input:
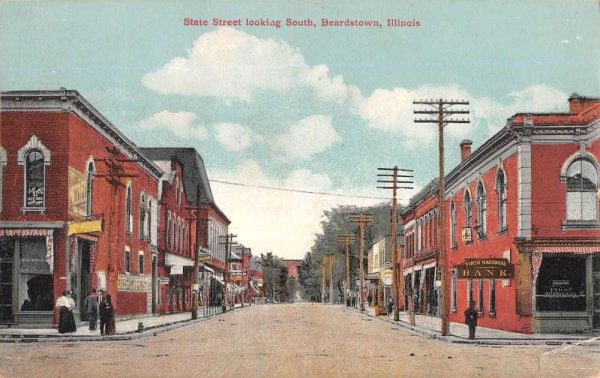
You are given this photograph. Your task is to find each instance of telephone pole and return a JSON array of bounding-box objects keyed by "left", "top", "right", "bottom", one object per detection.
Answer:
[
  {"left": 219, "top": 233, "right": 237, "bottom": 312},
  {"left": 321, "top": 262, "right": 326, "bottom": 304},
  {"left": 414, "top": 98, "right": 470, "bottom": 336},
  {"left": 377, "top": 166, "right": 414, "bottom": 321},
  {"left": 324, "top": 252, "right": 335, "bottom": 305},
  {"left": 349, "top": 214, "right": 373, "bottom": 311},
  {"left": 337, "top": 234, "right": 356, "bottom": 305}
]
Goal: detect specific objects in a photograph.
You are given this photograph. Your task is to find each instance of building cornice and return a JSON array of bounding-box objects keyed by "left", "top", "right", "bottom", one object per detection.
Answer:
[{"left": 1, "top": 89, "right": 163, "bottom": 180}]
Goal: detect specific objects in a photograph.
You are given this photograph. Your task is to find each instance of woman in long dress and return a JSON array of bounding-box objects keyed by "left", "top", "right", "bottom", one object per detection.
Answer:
[{"left": 55, "top": 290, "right": 76, "bottom": 333}]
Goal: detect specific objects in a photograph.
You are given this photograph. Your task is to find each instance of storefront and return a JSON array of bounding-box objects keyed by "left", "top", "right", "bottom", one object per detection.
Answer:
[
  {"left": 403, "top": 262, "right": 438, "bottom": 316},
  {"left": 0, "top": 228, "right": 57, "bottom": 327},
  {"left": 531, "top": 247, "right": 600, "bottom": 333}
]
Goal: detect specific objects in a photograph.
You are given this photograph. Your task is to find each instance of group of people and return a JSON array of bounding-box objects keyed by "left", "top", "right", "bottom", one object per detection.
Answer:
[
  {"left": 55, "top": 288, "right": 116, "bottom": 336},
  {"left": 345, "top": 292, "right": 359, "bottom": 307}
]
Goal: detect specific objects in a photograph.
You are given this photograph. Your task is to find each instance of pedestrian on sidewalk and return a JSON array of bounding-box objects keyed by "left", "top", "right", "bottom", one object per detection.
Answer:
[
  {"left": 83, "top": 288, "right": 99, "bottom": 331},
  {"left": 464, "top": 300, "right": 478, "bottom": 340},
  {"left": 55, "top": 290, "right": 76, "bottom": 334},
  {"left": 386, "top": 295, "right": 393, "bottom": 317},
  {"left": 99, "top": 293, "right": 116, "bottom": 336}
]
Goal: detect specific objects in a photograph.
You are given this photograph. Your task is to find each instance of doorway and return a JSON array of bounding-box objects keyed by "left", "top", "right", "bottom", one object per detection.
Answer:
[
  {"left": 77, "top": 240, "right": 92, "bottom": 320},
  {"left": 593, "top": 256, "right": 600, "bottom": 329},
  {"left": 0, "top": 239, "right": 15, "bottom": 322}
]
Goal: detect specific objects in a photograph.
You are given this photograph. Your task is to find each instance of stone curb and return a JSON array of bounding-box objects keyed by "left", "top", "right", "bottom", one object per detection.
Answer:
[
  {"left": 0, "top": 306, "right": 244, "bottom": 344},
  {"left": 348, "top": 307, "right": 595, "bottom": 347}
]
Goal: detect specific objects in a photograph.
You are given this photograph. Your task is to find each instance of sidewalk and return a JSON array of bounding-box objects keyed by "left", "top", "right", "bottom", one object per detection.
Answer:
[
  {"left": 352, "top": 306, "right": 600, "bottom": 346},
  {"left": 0, "top": 304, "right": 246, "bottom": 343}
]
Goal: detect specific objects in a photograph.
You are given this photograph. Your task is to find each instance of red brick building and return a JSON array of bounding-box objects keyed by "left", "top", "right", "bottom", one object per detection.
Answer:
[
  {"left": 0, "top": 89, "right": 162, "bottom": 326},
  {"left": 401, "top": 93, "right": 600, "bottom": 333}
]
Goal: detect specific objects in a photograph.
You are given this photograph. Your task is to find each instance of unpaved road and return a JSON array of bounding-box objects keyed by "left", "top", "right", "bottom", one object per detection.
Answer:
[{"left": 1, "top": 303, "right": 599, "bottom": 378}]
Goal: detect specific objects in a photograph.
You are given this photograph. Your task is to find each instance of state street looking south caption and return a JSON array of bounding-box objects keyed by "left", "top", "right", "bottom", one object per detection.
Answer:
[{"left": 183, "top": 17, "right": 422, "bottom": 28}]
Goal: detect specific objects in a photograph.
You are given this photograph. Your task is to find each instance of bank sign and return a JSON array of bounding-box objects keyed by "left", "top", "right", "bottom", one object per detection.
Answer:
[{"left": 457, "top": 258, "right": 513, "bottom": 279}]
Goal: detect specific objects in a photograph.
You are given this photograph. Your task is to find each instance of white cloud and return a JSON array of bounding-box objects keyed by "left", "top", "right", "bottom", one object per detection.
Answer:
[
  {"left": 274, "top": 115, "right": 342, "bottom": 160},
  {"left": 142, "top": 27, "right": 358, "bottom": 104},
  {"left": 139, "top": 110, "right": 208, "bottom": 140},
  {"left": 214, "top": 123, "right": 263, "bottom": 152},
  {"left": 209, "top": 160, "right": 387, "bottom": 259},
  {"left": 355, "top": 84, "right": 568, "bottom": 146}
]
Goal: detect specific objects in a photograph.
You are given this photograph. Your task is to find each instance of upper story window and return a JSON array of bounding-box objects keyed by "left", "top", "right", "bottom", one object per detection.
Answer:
[
  {"left": 125, "top": 184, "right": 133, "bottom": 234},
  {"left": 476, "top": 182, "right": 487, "bottom": 238},
  {"left": 450, "top": 201, "right": 457, "bottom": 248},
  {"left": 139, "top": 193, "right": 146, "bottom": 240},
  {"left": 496, "top": 170, "right": 507, "bottom": 232},
  {"left": 464, "top": 189, "right": 472, "bottom": 230},
  {"left": 0, "top": 146, "right": 7, "bottom": 213},
  {"left": 18, "top": 135, "right": 51, "bottom": 212},
  {"left": 146, "top": 197, "right": 152, "bottom": 242},
  {"left": 86, "top": 161, "right": 95, "bottom": 217},
  {"left": 565, "top": 158, "right": 598, "bottom": 222}
]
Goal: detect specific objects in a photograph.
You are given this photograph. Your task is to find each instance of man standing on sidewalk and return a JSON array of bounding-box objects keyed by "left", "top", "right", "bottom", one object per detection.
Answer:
[
  {"left": 84, "top": 289, "right": 99, "bottom": 331},
  {"left": 464, "top": 300, "right": 478, "bottom": 340}
]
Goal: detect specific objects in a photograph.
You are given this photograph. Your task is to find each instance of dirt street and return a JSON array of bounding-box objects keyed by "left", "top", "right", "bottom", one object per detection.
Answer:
[{"left": 0, "top": 303, "right": 599, "bottom": 378}]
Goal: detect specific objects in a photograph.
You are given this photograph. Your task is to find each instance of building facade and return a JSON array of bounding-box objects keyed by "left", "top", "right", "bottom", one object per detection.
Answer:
[{"left": 0, "top": 89, "right": 161, "bottom": 326}]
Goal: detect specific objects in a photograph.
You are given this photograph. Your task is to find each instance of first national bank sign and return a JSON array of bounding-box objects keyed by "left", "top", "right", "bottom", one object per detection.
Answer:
[{"left": 457, "top": 258, "right": 514, "bottom": 279}]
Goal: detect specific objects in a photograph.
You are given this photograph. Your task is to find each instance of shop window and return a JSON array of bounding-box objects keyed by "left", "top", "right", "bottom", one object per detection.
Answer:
[
  {"left": 124, "top": 250, "right": 131, "bottom": 274},
  {"left": 467, "top": 279, "right": 473, "bottom": 305},
  {"left": 536, "top": 256, "right": 586, "bottom": 312},
  {"left": 451, "top": 269, "right": 457, "bottom": 312},
  {"left": 450, "top": 201, "right": 457, "bottom": 248},
  {"left": 565, "top": 158, "right": 598, "bottom": 222},
  {"left": 138, "top": 253, "right": 144, "bottom": 275},
  {"left": 478, "top": 279, "right": 484, "bottom": 314},
  {"left": 489, "top": 279, "right": 496, "bottom": 316},
  {"left": 496, "top": 170, "right": 507, "bottom": 232},
  {"left": 125, "top": 185, "right": 133, "bottom": 234},
  {"left": 18, "top": 238, "right": 53, "bottom": 312},
  {"left": 476, "top": 182, "right": 486, "bottom": 238},
  {"left": 86, "top": 161, "right": 95, "bottom": 217}
]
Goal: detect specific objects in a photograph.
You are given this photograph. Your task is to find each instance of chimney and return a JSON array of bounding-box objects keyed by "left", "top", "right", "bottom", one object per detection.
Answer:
[
  {"left": 568, "top": 92, "right": 600, "bottom": 114},
  {"left": 460, "top": 139, "right": 472, "bottom": 162}
]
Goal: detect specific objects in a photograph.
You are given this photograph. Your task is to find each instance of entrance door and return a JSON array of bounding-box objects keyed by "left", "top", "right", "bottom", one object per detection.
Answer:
[
  {"left": 593, "top": 256, "right": 600, "bottom": 329},
  {"left": 78, "top": 241, "right": 92, "bottom": 320},
  {"left": 0, "top": 239, "right": 15, "bottom": 322}
]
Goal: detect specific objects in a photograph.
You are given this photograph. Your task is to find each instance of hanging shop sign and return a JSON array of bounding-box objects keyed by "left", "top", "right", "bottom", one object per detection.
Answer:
[
  {"left": 68, "top": 167, "right": 87, "bottom": 216},
  {"left": 461, "top": 227, "right": 472, "bottom": 243},
  {"left": 457, "top": 258, "right": 514, "bottom": 279},
  {"left": 68, "top": 219, "right": 102, "bottom": 236},
  {"left": 381, "top": 269, "right": 393, "bottom": 286}
]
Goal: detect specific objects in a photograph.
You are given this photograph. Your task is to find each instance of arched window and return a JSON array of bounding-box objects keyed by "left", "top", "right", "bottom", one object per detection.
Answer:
[
  {"left": 476, "top": 182, "right": 486, "bottom": 238},
  {"left": 496, "top": 170, "right": 507, "bottom": 231},
  {"left": 86, "top": 161, "right": 95, "bottom": 217},
  {"left": 464, "top": 189, "right": 472, "bottom": 228},
  {"left": 566, "top": 158, "right": 598, "bottom": 221},
  {"left": 125, "top": 185, "right": 133, "bottom": 233},
  {"left": 450, "top": 201, "right": 457, "bottom": 247},
  {"left": 25, "top": 150, "right": 45, "bottom": 208},
  {"left": 139, "top": 193, "right": 146, "bottom": 240}
]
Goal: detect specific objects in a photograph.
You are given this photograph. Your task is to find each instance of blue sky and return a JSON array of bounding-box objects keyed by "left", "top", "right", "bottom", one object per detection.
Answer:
[{"left": 1, "top": 1, "right": 599, "bottom": 258}]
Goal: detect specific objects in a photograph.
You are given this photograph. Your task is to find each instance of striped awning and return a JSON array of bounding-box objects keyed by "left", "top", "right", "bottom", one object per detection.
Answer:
[{"left": 533, "top": 246, "right": 600, "bottom": 254}]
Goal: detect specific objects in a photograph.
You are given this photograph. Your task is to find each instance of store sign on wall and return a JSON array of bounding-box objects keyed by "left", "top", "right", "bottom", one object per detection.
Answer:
[
  {"left": 457, "top": 258, "right": 514, "bottom": 279},
  {"left": 117, "top": 274, "right": 149, "bottom": 292},
  {"left": 68, "top": 167, "right": 87, "bottom": 216}
]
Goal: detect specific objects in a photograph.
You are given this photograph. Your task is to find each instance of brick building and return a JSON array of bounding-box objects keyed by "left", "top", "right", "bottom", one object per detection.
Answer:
[
  {"left": 401, "top": 93, "right": 600, "bottom": 333},
  {"left": 0, "top": 89, "right": 161, "bottom": 326}
]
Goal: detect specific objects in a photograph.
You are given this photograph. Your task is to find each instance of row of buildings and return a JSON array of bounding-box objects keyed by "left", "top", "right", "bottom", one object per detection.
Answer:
[
  {"left": 367, "top": 93, "right": 599, "bottom": 333},
  {"left": 0, "top": 89, "right": 263, "bottom": 327}
]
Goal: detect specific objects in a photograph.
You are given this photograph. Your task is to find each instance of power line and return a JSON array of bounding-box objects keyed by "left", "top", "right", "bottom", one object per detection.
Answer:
[{"left": 209, "top": 179, "right": 395, "bottom": 201}]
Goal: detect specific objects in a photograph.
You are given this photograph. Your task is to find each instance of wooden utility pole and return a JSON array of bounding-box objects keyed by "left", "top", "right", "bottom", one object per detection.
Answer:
[
  {"left": 325, "top": 252, "right": 335, "bottom": 305},
  {"left": 414, "top": 99, "right": 470, "bottom": 336},
  {"left": 219, "top": 233, "right": 237, "bottom": 312},
  {"left": 337, "top": 234, "right": 356, "bottom": 305},
  {"left": 378, "top": 166, "right": 413, "bottom": 321},
  {"left": 349, "top": 214, "right": 373, "bottom": 311},
  {"left": 94, "top": 146, "right": 137, "bottom": 294},
  {"left": 191, "top": 185, "right": 201, "bottom": 320}
]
